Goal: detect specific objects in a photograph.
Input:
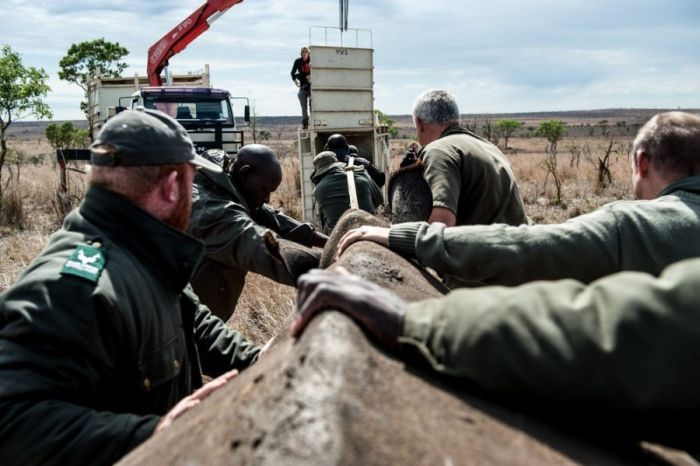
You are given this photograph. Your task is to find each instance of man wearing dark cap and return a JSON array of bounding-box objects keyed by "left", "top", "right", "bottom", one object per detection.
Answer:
[
  {"left": 188, "top": 144, "right": 328, "bottom": 320},
  {"left": 311, "top": 151, "right": 384, "bottom": 234},
  {"left": 325, "top": 133, "right": 386, "bottom": 188},
  {"left": 0, "top": 108, "right": 261, "bottom": 465}
]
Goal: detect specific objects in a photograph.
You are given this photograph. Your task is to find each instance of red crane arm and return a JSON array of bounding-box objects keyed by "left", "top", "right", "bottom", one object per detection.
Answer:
[{"left": 147, "top": 0, "right": 244, "bottom": 86}]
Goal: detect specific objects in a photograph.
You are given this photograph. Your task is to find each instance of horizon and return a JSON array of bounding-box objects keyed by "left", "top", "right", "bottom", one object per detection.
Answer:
[{"left": 9, "top": 107, "right": 700, "bottom": 127}]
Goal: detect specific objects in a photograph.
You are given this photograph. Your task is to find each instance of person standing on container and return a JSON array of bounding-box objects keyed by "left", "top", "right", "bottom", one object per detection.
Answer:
[{"left": 291, "top": 47, "right": 311, "bottom": 129}]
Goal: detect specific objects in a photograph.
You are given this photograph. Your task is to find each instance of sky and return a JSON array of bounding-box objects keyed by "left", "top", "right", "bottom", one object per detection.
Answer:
[{"left": 4, "top": 0, "right": 700, "bottom": 121}]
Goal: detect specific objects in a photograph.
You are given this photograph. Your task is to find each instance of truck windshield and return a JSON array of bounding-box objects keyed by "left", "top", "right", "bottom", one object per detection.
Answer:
[{"left": 144, "top": 97, "right": 233, "bottom": 124}]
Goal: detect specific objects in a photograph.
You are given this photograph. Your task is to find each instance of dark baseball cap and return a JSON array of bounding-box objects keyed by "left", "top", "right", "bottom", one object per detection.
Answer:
[{"left": 90, "top": 107, "right": 222, "bottom": 173}]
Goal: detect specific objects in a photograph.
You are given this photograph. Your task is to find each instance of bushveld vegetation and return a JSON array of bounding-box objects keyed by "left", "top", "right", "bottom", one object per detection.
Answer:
[{"left": 0, "top": 115, "right": 638, "bottom": 344}]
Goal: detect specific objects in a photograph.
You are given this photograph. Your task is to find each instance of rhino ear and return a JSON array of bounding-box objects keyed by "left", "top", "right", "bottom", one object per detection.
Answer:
[{"left": 265, "top": 231, "right": 321, "bottom": 282}]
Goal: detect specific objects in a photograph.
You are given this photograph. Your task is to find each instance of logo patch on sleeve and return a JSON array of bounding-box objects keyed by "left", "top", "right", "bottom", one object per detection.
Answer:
[{"left": 61, "top": 244, "right": 106, "bottom": 283}]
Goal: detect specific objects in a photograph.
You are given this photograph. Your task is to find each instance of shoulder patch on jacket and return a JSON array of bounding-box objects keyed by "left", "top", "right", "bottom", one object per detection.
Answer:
[{"left": 61, "top": 244, "right": 106, "bottom": 283}]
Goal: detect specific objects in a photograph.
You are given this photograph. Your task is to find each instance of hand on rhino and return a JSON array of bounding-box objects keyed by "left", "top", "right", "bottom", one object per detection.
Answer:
[
  {"left": 335, "top": 225, "right": 391, "bottom": 259},
  {"left": 291, "top": 267, "right": 407, "bottom": 352}
]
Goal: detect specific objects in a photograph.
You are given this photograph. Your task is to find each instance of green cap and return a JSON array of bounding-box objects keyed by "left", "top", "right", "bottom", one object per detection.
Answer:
[
  {"left": 90, "top": 107, "right": 222, "bottom": 173},
  {"left": 311, "top": 150, "right": 343, "bottom": 182}
]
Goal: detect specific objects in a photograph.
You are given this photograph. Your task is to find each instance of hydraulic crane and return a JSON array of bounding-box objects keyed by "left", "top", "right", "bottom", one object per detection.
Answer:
[{"left": 147, "top": 0, "right": 244, "bottom": 86}]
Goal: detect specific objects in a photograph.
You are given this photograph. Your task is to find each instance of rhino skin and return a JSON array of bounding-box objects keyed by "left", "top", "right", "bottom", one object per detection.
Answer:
[{"left": 387, "top": 160, "right": 432, "bottom": 224}]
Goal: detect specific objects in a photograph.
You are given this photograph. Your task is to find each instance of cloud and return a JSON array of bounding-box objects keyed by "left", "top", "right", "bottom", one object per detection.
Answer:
[{"left": 3, "top": 0, "right": 699, "bottom": 119}]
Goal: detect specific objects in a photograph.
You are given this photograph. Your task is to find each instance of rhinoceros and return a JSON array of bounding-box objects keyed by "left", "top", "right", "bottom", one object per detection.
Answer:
[{"left": 119, "top": 210, "right": 685, "bottom": 466}]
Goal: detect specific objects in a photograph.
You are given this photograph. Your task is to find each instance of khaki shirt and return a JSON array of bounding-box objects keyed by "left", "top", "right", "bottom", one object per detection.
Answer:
[{"left": 421, "top": 125, "right": 527, "bottom": 226}]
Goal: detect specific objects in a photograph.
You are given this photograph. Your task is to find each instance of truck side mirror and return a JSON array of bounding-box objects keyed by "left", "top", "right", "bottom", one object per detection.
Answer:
[
  {"left": 115, "top": 106, "right": 126, "bottom": 114},
  {"left": 244, "top": 105, "right": 250, "bottom": 123}
]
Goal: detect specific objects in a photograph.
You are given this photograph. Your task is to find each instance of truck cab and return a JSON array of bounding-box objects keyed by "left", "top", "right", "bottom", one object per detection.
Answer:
[{"left": 137, "top": 86, "right": 250, "bottom": 155}]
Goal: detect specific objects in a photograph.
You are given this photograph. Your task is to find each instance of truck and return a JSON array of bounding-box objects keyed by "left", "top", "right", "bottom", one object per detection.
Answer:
[
  {"left": 86, "top": 67, "right": 250, "bottom": 155},
  {"left": 58, "top": 0, "right": 249, "bottom": 193}
]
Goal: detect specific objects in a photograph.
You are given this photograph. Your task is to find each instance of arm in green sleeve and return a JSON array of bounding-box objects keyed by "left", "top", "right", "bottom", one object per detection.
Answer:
[
  {"left": 391, "top": 205, "right": 623, "bottom": 286},
  {"left": 190, "top": 290, "right": 261, "bottom": 375},
  {"left": 257, "top": 204, "right": 316, "bottom": 246},
  {"left": 191, "top": 202, "right": 298, "bottom": 285},
  {"left": 400, "top": 257, "right": 700, "bottom": 411}
]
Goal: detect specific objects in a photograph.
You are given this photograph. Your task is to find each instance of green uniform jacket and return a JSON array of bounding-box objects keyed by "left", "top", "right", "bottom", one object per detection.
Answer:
[
  {"left": 188, "top": 158, "right": 318, "bottom": 319},
  {"left": 0, "top": 187, "right": 260, "bottom": 466},
  {"left": 390, "top": 176, "right": 700, "bottom": 286},
  {"left": 400, "top": 256, "right": 700, "bottom": 444},
  {"left": 421, "top": 125, "right": 527, "bottom": 226},
  {"left": 314, "top": 164, "right": 384, "bottom": 234}
]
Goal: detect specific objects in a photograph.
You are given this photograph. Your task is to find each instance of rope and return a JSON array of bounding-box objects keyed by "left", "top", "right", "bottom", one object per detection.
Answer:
[{"left": 345, "top": 156, "right": 359, "bottom": 210}]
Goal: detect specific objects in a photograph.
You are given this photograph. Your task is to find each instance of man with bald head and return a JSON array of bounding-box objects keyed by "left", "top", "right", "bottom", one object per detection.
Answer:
[{"left": 188, "top": 144, "right": 328, "bottom": 320}]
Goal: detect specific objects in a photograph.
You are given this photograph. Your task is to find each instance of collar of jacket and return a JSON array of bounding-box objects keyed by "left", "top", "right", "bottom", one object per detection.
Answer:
[
  {"left": 79, "top": 186, "right": 204, "bottom": 291},
  {"left": 439, "top": 124, "right": 491, "bottom": 144},
  {"left": 658, "top": 176, "right": 700, "bottom": 197}
]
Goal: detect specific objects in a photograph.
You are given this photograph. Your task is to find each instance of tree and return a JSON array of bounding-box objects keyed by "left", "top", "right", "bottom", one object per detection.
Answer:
[
  {"left": 46, "top": 122, "right": 89, "bottom": 150},
  {"left": 537, "top": 120, "right": 567, "bottom": 206},
  {"left": 495, "top": 119, "right": 522, "bottom": 149},
  {"left": 46, "top": 122, "right": 75, "bottom": 150},
  {"left": 374, "top": 109, "right": 398, "bottom": 137},
  {"left": 0, "top": 45, "right": 52, "bottom": 212},
  {"left": 58, "top": 38, "right": 128, "bottom": 135},
  {"left": 537, "top": 120, "right": 566, "bottom": 152}
]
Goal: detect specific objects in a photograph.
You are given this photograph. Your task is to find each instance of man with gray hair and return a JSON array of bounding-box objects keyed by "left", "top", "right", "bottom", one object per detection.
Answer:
[
  {"left": 0, "top": 108, "right": 261, "bottom": 464},
  {"left": 412, "top": 89, "right": 527, "bottom": 227}
]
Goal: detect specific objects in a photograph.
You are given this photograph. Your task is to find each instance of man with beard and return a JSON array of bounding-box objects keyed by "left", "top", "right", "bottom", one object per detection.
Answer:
[
  {"left": 188, "top": 144, "right": 327, "bottom": 320},
  {"left": 0, "top": 108, "right": 261, "bottom": 465}
]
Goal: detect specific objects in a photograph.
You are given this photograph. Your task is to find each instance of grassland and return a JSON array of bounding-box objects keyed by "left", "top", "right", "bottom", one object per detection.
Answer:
[{"left": 0, "top": 113, "right": 641, "bottom": 345}]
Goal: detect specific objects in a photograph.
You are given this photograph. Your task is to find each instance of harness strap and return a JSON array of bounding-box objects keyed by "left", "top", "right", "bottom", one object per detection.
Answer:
[{"left": 345, "top": 156, "right": 360, "bottom": 210}]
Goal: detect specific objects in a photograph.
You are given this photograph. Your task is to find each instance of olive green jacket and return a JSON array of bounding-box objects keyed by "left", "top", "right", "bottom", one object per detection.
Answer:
[
  {"left": 400, "top": 256, "right": 700, "bottom": 445},
  {"left": 188, "top": 159, "right": 318, "bottom": 319},
  {"left": 421, "top": 125, "right": 527, "bottom": 226},
  {"left": 313, "top": 164, "right": 384, "bottom": 234},
  {"left": 390, "top": 177, "right": 700, "bottom": 286},
  {"left": 0, "top": 187, "right": 260, "bottom": 465}
]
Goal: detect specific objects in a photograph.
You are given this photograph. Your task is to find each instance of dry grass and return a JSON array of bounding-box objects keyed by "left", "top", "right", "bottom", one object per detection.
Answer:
[
  {"left": 228, "top": 275, "right": 296, "bottom": 346},
  {"left": 0, "top": 130, "right": 637, "bottom": 345}
]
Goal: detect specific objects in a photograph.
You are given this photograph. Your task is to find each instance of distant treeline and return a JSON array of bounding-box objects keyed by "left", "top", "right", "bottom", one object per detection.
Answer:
[{"left": 7, "top": 108, "right": 699, "bottom": 140}]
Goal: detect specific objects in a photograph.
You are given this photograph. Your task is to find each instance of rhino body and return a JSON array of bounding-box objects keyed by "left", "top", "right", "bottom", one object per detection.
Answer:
[{"left": 119, "top": 211, "right": 681, "bottom": 466}]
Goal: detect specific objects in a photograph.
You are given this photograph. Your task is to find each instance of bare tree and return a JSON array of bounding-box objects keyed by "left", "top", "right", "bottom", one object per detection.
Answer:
[{"left": 592, "top": 140, "right": 614, "bottom": 189}]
